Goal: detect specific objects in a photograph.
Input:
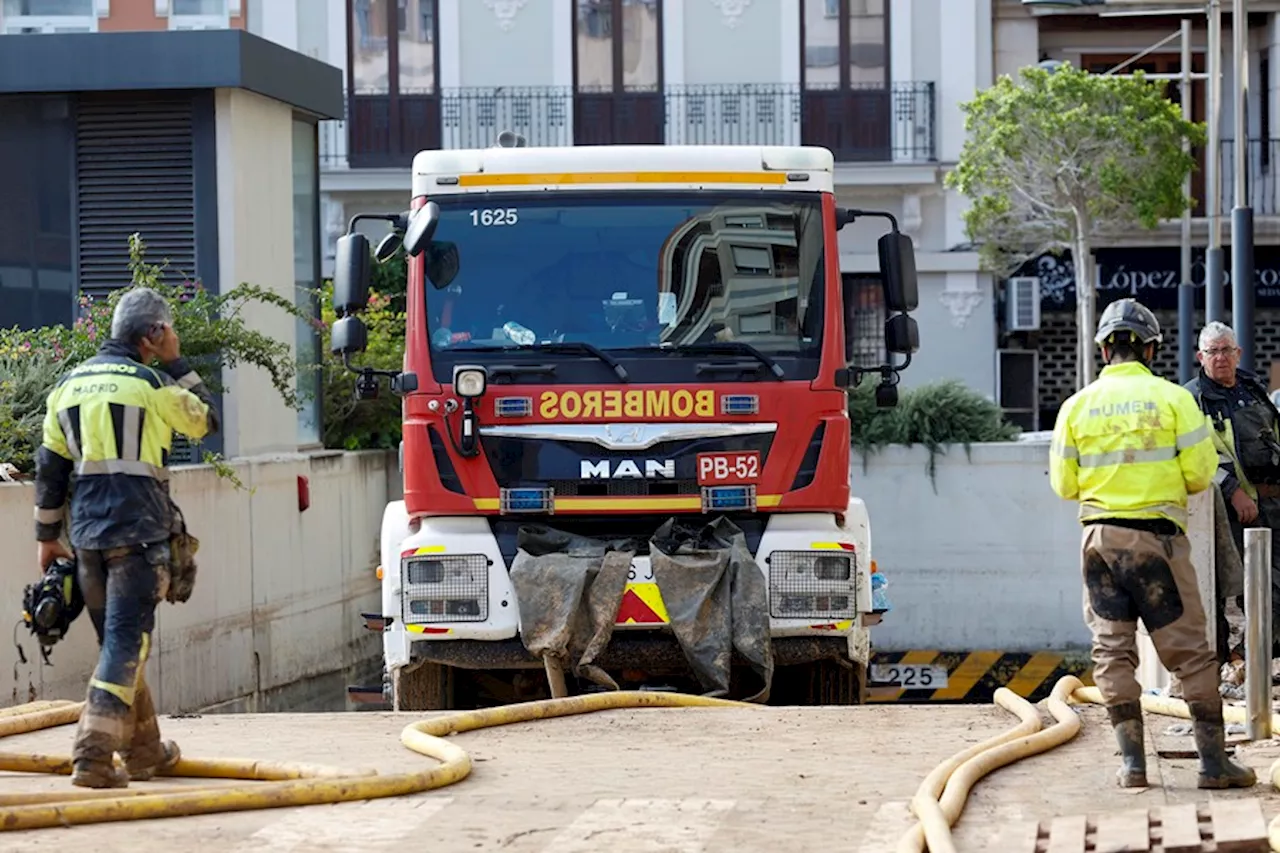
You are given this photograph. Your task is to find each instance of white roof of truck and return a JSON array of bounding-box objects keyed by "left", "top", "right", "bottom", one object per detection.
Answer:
[{"left": 411, "top": 144, "right": 836, "bottom": 196}]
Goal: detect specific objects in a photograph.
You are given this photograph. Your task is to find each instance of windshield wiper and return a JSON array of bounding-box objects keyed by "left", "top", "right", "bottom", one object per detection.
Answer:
[
  {"left": 454, "top": 342, "right": 629, "bottom": 382},
  {"left": 676, "top": 342, "right": 786, "bottom": 380}
]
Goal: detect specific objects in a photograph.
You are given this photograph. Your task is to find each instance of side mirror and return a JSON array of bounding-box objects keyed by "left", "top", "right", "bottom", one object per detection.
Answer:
[
  {"left": 841, "top": 275, "right": 858, "bottom": 364},
  {"left": 425, "top": 241, "right": 461, "bottom": 290},
  {"left": 333, "top": 233, "right": 372, "bottom": 316},
  {"left": 330, "top": 315, "right": 369, "bottom": 356},
  {"left": 374, "top": 232, "right": 401, "bottom": 263},
  {"left": 885, "top": 313, "right": 920, "bottom": 355},
  {"left": 404, "top": 201, "right": 442, "bottom": 257},
  {"left": 878, "top": 232, "right": 919, "bottom": 313}
]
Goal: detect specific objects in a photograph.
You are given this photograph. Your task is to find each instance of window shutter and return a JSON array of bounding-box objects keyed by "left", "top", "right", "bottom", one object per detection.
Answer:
[
  {"left": 75, "top": 94, "right": 202, "bottom": 464},
  {"left": 75, "top": 94, "right": 196, "bottom": 302}
]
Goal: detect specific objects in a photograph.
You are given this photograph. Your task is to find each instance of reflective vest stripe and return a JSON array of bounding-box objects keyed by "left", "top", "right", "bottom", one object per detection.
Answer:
[
  {"left": 33, "top": 506, "right": 63, "bottom": 524},
  {"left": 1175, "top": 422, "right": 1211, "bottom": 450},
  {"left": 1080, "top": 502, "right": 1189, "bottom": 527},
  {"left": 76, "top": 459, "right": 169, "bottom": 480},
  {"left": 1052, "top": 441, "right": 1078, "bottom": 460},
  {"left": 57, "top": 407, "right": 82, "bottom": 461},
  {"left": 109, "top": 402, "right": 146, "bottom": 462},
  {"left": 1078, "top": 446, "right": 1177, "bottom": 468}
]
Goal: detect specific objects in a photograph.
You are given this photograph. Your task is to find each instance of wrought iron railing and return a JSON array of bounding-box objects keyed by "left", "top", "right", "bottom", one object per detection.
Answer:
[{"left": 319, "top": 82, "right": 938, "bottom": 171}]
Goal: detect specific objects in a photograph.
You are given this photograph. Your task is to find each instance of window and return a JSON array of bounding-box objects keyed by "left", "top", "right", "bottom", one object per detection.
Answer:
[
  {"left": 423, "top": 192, "right": 828, "bottom": 385},
  {"left": 0, "top": 96, "right": 75, "bottom": 330},
  {"left": 292, "top": 119, "right": 322, "bottom": 447},
  {"left": 398, "top": 0, "right": 434, "bottom": 93},
  {"left": 1, "top": 0, "right": 97, "bottom": 32},
  {"left": 802, "top": 0, "right": 887, "bottom": 89},
  {"left": 575, "top": 0, "right": 660, "bottom": 92},
  {"left": 168, "top": 0, "right": 231, "bottom": 30}
]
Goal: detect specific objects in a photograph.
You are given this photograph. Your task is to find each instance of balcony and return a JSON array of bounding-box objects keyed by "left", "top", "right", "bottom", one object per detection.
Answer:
[{"left": 319, "top": 83, "right": 937, "bottom": 172}]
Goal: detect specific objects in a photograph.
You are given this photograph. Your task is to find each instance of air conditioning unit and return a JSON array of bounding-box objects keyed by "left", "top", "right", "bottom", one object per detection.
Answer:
[
  {"left": 1006, "top": 276, "right": 1042, "bottom": 331},
  {"left": 997, "top": 349, "right": 1039, "bottom": 432}
]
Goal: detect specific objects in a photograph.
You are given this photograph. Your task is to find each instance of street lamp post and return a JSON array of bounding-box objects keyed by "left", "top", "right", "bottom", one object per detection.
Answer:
[
  {"left": 1232, "top": 0, "right": 1255, "bottom": 371},
  {"left": 1207, "top": 0, "right": 1226, "bottom": 325}
]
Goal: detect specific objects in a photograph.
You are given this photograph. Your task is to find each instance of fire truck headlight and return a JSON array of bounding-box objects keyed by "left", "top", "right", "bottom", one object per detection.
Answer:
[{"left": 453, "top": 365, "right": 487, "bottom": 399}]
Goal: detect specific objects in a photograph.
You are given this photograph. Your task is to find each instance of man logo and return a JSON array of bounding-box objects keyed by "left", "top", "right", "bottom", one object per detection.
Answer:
[{"left": 580, "top": 459, "right": 676, "bottom": 480}]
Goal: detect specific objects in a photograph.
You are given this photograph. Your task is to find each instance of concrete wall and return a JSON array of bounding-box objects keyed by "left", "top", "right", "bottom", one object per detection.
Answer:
[
  {"left": 0, "top": 450, "right": 398, "bottom": 713},
  {"left": 856, "top": 437, "right": 1219, "bottom": 659},
  {"left": 853, "top": 439, "right": 1093, "bottom": 653},
  {"left": 215, "top": 87, "right": 302, "bottom": 459}
]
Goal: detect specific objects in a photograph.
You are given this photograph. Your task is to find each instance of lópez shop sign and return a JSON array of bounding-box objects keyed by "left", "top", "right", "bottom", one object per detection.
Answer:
[{"left": 1019, "top": 246, "right": 1280, "bottom": 311}]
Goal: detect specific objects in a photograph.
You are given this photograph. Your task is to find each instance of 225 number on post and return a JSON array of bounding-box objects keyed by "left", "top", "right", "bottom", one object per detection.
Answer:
[
  {"left": 869, "top": 664, "right": 948, "bottom": 689},
  {"left": 470, "top": 208, "right": 518, "bottom": 226}
]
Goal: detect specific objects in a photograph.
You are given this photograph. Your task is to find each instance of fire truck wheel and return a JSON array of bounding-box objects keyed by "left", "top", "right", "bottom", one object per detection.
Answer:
[
  {"left": 394, "top": 660, "right": 456, "bottom": 711},
  {"left": 771, "top": 658, "right": 866, "bottom": 706}
]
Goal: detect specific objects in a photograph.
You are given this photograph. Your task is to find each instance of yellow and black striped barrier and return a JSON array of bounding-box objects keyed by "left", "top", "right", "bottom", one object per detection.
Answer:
[{"left": 866, "top": 650, "right": 1095, "bottom": 704}]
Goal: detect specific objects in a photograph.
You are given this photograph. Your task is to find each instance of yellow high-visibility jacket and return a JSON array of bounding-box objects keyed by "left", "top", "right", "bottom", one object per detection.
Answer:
[
  {"left": 33, "top": 339, "right": 220, "bottom": 551},
  {"left": 1050, "top": 361, "right": 1216, "bottom": 532}
]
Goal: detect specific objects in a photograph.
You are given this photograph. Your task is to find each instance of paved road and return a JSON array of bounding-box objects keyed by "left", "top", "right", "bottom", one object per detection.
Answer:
[{"left": 0, "top": 702, "right": 1275, "bottom": 852}]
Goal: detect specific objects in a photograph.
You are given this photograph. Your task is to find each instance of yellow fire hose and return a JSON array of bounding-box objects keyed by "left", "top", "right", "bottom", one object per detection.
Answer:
[
  {"left": 895, "top": 677, "right": 1280, "bottom": 853},
  {"left": 3, "top": 677, "right": 1280, "bottom": 847},
  {"left": 0, "top": 691, "right": 745, "bottom": 832}
]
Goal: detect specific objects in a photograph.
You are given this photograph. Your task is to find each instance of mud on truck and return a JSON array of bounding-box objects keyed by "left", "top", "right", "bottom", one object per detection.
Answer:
[{"left": 332, "top": 138, "right": 920, "bottom": 711}]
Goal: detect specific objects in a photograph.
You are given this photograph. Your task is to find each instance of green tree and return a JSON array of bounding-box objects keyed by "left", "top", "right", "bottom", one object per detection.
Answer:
[{"left": 946, "top": 62, "right": 1205, "bottom": 388}]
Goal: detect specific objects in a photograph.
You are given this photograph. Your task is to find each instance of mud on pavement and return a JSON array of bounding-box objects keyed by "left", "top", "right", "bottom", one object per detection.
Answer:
[{"left": 0, "top": 703, "right": 1277, "bottom": 852}]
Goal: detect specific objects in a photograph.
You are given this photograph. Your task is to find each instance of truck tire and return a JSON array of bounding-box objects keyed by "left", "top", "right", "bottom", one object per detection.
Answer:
[
  {"left": 771, "top": 658, "right": 866, "bottom": 705},
  {"left": 394, "top": 660, "right": 455, "bottom": 711}
]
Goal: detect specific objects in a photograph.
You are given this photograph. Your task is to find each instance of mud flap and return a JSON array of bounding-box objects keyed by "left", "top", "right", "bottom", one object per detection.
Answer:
[
  {"left": 508, "top": 526, "right": 635, "bottom": 691},
  {"left": 650, "top": 516, "right": 773, "bottom": 702},
  {"left": 507, "top": 517, "right": 774, "bottom": 702}
]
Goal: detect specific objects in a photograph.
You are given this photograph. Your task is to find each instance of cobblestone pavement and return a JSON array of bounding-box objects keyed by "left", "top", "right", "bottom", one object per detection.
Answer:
[{"left": 0, "top": 701, "right": 1275, "bottom": 853}]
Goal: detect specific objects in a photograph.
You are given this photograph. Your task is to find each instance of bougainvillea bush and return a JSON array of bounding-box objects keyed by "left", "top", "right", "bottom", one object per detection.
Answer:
[{"left": 0, "top": 234, "right": 316, "bottom": 477}]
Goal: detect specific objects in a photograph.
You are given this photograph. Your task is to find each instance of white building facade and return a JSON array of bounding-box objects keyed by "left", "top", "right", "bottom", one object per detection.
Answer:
[{"left": 278, "top": 0, "right": 1002, "bottom": 399}]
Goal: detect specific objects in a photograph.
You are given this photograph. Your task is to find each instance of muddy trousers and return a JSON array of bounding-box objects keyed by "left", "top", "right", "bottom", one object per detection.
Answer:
[
  {"left": 71, "top": 540, "right": 172, "bottom": 782},
  {"left": 1081, "top": 522, "right": 1220, "bottom": 705}
]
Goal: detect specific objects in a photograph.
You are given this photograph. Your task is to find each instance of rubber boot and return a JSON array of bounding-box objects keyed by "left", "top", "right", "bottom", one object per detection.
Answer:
[
  {"left": 70, "top": 730, "right": 128, "bottom": 789},
  {"left": 1106, "top": 701, "right": 1148, "bottom": 787},
  {"left": 122, "top": 682, "right": 181, "bottom": 781},
  {"left": 124, "top": 740, "right": 181, "bottom": 782},
  {"left": 1187, "top": 699, "right": 1257, "bottom": 789}
]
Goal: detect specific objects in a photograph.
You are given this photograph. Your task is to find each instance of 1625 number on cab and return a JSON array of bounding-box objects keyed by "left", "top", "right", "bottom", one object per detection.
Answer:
[{"left": 470, "top": 208, "right": 518, "bottom": 226}]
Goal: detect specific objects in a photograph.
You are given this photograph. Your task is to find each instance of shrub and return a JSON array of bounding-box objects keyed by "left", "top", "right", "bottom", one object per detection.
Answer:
[
  {"left": 850, "top": 378, "right": 1021, "bottom": 488},
  {"left": 318, "top": 283, "right": 406, "bottom": 450},
  {"left": 0, "top": 234, "right": 314, "bottom": 479}
]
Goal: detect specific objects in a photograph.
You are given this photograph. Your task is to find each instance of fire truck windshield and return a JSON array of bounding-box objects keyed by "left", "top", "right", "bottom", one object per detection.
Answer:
[{"left": 422, "top": 191, "right": 827, "bottom": 383}]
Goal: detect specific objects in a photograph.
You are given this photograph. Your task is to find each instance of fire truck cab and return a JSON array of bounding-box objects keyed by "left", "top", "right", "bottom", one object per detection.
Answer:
[{"left": 331, "top": 139, "right": 920, "bottom": 709}]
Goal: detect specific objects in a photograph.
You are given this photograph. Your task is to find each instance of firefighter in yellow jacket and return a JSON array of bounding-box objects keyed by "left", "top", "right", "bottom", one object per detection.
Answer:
[
  {"left": 1050, "top": 297, "right": 1255, "bottom": 790},
  {"left": 34, "top": 288, "right": 219, "bottom": 788}
]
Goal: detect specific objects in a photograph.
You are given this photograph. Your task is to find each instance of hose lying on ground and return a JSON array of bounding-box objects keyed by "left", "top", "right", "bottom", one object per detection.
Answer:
[
  {"left": 896, "top": 676, "right": 1085, "bottom": 853},
  {"left": 1072, "top": 685, "right": 1280, "bottom": 853},
  {"left": 898, "top": 677, "right": 1280, "bottom": 853},
  {"left": 0, "top": 692, "right": 746, "bottom": 831}
]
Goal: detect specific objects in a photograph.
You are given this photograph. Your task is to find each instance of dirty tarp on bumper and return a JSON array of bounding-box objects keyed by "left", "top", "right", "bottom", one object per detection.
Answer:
[{"left": 507, "top": 516, "right": 773, "bottom": 702}]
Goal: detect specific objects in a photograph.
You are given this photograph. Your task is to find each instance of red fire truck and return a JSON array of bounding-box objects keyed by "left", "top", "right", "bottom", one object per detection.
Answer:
[{"left": 332, "top": 137, "right": 919, "bottom": 710}]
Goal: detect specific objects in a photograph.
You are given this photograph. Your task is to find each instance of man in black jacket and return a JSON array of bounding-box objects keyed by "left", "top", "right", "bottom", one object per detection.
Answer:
[
  {"left": 1185, "top": 321, "right": 1280, "bottom": 663},
  {"left": 34, "top": 287, "right": 220, "bottom": 788}
]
